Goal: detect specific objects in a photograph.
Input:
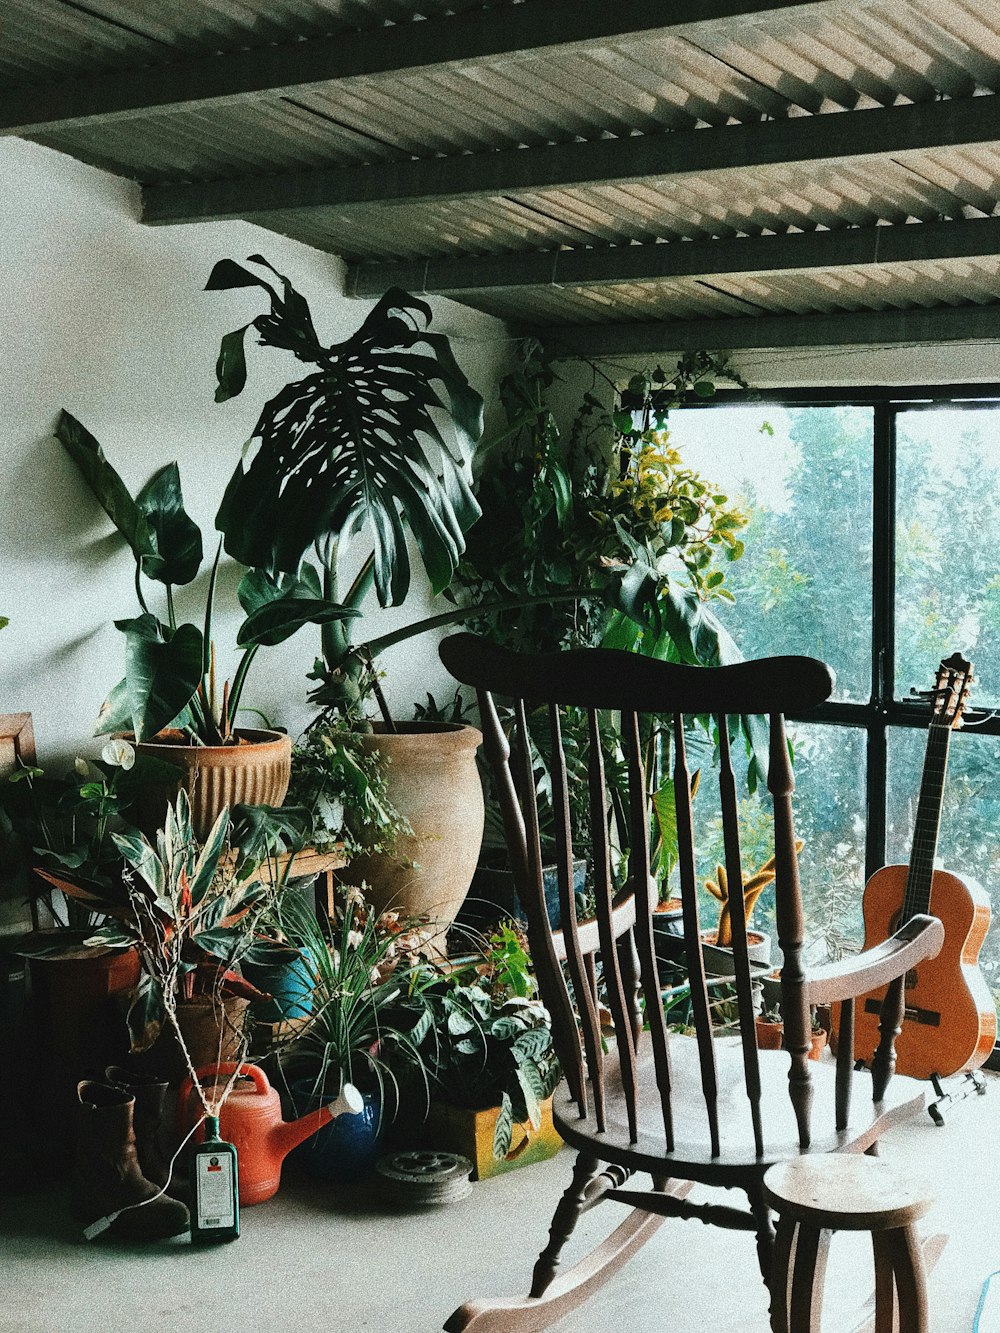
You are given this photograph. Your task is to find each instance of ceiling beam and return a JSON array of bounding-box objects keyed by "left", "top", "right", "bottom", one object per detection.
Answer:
[
  {"left": 0, "top": 0, "right": 818, "bottom": 136},
  {"left": 143, "top": 92, "right": 1000, "bottom": 226},
  {"left": 531, "top": 303, "right": 1000, "bottom": 358},
  {"left": 347, "top": 216, "right": 1000, "bottom": 298}
]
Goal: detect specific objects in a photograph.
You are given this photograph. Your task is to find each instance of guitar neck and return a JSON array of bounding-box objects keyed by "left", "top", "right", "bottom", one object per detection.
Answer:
[{"left": 901, "top": 722, "right": 952, "bottom": 923}]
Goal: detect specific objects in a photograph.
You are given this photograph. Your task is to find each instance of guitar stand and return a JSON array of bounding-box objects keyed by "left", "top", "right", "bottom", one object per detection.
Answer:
[{"left": 927, "top": 1070, "right": 988, "bottom": 1126}]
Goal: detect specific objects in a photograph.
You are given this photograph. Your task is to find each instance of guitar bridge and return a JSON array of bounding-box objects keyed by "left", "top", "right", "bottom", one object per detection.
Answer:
[{"left": 863, "top": 999, "right": 941, "bottom": 1027}]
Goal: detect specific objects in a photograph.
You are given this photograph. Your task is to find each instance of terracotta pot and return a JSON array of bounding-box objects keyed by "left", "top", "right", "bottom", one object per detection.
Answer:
[
  {"left": 141, "top": 994, "right": 250, "bottom": 1085},
  {"left": 754, "top": 1017, "right": 784, "bottom": 1051},
  {"left": 132, "top": 727, "right": 292, "bottom": 841},
  {"left": 344, "top": 723, "right": 484, "bottom": 951},
  {"left": 26, "top": 936, "right": 140, "bottom": 1147}
]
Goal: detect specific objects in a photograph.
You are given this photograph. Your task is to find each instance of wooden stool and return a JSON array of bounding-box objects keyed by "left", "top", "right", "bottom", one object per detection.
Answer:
[{"left": 763, "top": 1155, "right": 933, "bottom": 1333}]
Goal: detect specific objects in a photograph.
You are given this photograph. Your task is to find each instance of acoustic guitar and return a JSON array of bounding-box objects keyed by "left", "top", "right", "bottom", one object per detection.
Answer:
[{"left": 838, "top": 653, "right": 995, "bottom": 1081}]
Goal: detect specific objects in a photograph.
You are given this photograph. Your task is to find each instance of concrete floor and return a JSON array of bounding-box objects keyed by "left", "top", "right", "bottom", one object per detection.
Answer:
[{"left": 3, "top": 1073, "right": 998, "bottom": 1333}]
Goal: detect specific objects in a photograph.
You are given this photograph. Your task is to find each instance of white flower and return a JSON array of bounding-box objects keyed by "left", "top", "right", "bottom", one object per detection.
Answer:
[
  {"left": 74, "top": 757, "right": 90, "bottom": 778},
  {"left": 346, "top": 929, "right": 364, "bottom": 951},
  {"left": 101, "top": 738, "right": 136, "bottom": 771}
]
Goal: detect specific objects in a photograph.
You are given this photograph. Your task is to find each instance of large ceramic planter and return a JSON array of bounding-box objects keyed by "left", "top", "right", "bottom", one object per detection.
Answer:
[
  {"left": 242, "top": 945, "right": 315, "bottom": 1023},
  {"left": 345, "top": 723, "right": 484, "bottom": 948},
  {"left": 132, "top": 727, "right": 292, "bottom": 841},
  {"left": 467, "top": 852, "right": 588, "bottom": 932},
  {"left": 140, "top": 994, "right": 250, "bottom": 1085}
]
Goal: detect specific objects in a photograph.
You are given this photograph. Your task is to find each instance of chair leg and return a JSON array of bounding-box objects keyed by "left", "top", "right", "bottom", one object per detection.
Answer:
[
  {"left": 531, "top": 1152, "right": 601, "bottom": 1297},
  {"left": 786, "top": 1223, "right": 830, "bottom": 1333},
  {"left": 443, "top": 1159, "right": 691, "bottom": 1333}
]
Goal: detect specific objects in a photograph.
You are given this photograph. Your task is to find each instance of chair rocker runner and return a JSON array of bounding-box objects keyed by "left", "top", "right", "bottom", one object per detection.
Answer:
[{"left": 438, "top": 634, "right": 945, "bottom": 1333}]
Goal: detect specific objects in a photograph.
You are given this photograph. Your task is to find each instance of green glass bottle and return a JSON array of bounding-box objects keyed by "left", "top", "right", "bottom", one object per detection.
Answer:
[{"left": 190, "top": 1115, "right": 240, "bottom": 1243}]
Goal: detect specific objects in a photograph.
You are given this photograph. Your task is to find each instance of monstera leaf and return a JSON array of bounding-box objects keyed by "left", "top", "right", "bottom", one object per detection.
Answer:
[{"left": 209, "top": 257, "right": 484, "bottom": 605}]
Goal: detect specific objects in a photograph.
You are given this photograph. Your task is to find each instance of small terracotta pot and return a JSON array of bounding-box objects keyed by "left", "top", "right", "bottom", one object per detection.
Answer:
[
  {"left": 132, "top": 727, "right": 292, "bottom": 841},
  {"left": 755, "top": 1018, "right": 784, "bottom": 1051}
]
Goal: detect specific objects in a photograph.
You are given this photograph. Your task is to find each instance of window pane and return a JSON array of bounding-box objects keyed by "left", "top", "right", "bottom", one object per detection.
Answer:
[
  {"left": 887, "top": 726, "right": 1000, "bottom": 994},
  {"left": 673, "top": 404, "right": 873, "bottom": 701},
  {"left": 896, "top": 407, "right": 1000, "bottom": 707},
  {"left": 688, "top": 721, "right": 866, "bottom": 964}
]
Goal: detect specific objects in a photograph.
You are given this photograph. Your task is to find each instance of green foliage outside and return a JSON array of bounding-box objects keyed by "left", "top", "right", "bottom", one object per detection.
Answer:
[{"left": 674, "top": 401, "right": 1000, "bottom": 992}]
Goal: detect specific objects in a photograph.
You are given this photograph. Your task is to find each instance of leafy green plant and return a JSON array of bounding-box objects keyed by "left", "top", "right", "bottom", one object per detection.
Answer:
[
  {"left": 453, "top": 339, "right": 749, "bottom": 662},
  {"left": 2, "top": 738, "right": 177, "bottom": 951},
  {"left": 420, "top": 924, "right": 560, "bottom": 1159},
  {"left": 55, "top": 412, "right": 359, "bottom": 745}
]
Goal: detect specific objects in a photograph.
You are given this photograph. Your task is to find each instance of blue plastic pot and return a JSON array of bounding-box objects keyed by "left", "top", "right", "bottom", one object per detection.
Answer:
[
  {"left": 242, "top": 947, "right": 314, "bottom": 1023},
  {"left": 287, "top": 1080, "right": 382, "bottom": 1183}
]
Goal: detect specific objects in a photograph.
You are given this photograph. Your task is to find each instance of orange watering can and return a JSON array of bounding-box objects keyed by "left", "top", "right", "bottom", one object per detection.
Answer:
[{"left": 177, "top": 1062, "right": 363, "bottom": 1205}]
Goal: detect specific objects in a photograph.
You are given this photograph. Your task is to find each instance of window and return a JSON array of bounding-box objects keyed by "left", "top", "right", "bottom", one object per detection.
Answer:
[{"left": 671, "top": 387, "right": 1000, "bottom": 1000}]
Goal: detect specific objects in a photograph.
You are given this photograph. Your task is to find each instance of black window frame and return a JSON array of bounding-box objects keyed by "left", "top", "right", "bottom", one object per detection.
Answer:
[{"left": 665, "top": 381, "right": 1000, "bottom": 886}]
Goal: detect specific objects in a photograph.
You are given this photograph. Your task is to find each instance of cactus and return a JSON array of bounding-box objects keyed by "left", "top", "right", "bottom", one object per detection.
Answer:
[{"left": 705, "top": 842, "right": 803, "bottom": 947}]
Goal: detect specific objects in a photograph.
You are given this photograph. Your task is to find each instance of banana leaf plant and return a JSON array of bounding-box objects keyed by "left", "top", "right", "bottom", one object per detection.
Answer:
[{"left": 55, "top": 411, "right": 360, "bottom": 744}]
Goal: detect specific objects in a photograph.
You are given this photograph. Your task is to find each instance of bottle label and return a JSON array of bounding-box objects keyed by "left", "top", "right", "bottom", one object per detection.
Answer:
[{"left": 195, "top": 1151, "right": 235, "bottom": 1230}]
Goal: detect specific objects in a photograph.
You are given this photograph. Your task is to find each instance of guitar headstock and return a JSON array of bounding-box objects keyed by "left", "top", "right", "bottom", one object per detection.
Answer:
[{"left": 916, "top": 652, "right": 975, "bottom": 730}]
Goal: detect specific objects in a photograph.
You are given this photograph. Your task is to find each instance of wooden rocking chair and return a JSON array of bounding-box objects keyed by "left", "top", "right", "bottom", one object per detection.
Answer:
[{"left": 438, "top": 635, "right": 945, "bottom": 1333}]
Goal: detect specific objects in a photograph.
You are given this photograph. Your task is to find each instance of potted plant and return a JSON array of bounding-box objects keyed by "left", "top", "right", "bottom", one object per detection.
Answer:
[
  {"left": 415, "top": 923, "right": 562, "bottom": 1180},
  {"left": 208, "top": 259, "right": 498, "bottom": 935},
  {"left": 54, "top": 412, "right": 360, "bottom": 840},
  {"left": 269, "top": 885, "right": 435, "bottom": 1182},
  {"left": 450, "top": 341, "right": 762, "bottom": 926},
  {"left": 753, "top": 1001, "right": 828, "bottom": 1061},
  {"left": 1, "top": 740, "right": 153, "bottom": 1145},
  {"left": 55, "top": 790, "right": 271, "bottom": 1083}
]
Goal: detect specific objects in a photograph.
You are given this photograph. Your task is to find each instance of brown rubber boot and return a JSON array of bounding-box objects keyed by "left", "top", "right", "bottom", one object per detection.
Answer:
[
  {"left": 72, "top": 1081, "right": 189, "bottom": 1241},
  {"left": 104, "top": 1066, "right": 171, "bottom": 1188}
]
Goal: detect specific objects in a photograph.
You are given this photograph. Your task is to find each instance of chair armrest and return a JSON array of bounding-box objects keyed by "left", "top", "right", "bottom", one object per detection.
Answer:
[{"left": 805, "top": 914, "right": 945, "bottom": 1005}]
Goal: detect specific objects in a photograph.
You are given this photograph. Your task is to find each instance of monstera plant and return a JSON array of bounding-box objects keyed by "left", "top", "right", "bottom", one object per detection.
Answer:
[{"left": 208, "top": 257, "right": 488, "bottom": 718}]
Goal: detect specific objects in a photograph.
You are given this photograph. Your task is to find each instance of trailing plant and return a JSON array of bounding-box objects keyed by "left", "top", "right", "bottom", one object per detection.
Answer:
[
  {"left": 284, "top": 716, "right": 410, "bottom": 860},
  {"left": 55, "top": 412, "right": 359, "bottom": 745}
]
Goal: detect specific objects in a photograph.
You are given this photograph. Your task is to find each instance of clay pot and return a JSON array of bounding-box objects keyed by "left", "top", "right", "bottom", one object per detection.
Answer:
[
  {"left": 141, "top": 994, "right": 250, "bottom": 1085},
  {"left": 26, "top": 937, "right": 140, "bottom": 1150},
  {"left": 755, "top": 1017, "right": 784, "bottom": 1051},
  {"left": 344, "top": 723, "right": 484, "bottom": 950},
  {"left": 133, "top": 728, "right": 292, "bottom": 841}
]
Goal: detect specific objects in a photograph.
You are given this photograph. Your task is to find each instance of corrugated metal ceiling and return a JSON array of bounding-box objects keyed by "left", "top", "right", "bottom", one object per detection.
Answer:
[{"left": 5, "top": 0, "right": 1000, "bottom": 347}]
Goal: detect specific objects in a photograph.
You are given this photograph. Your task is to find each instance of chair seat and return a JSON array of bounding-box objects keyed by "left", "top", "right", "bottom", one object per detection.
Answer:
[{"left": 553, "top": 1035, "right": 927, "bottom": 1181}]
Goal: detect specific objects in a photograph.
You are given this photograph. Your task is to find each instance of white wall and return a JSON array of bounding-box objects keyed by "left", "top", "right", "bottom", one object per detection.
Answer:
[{"left": 0, "top": 138, "right": 512, "bottom": 765}]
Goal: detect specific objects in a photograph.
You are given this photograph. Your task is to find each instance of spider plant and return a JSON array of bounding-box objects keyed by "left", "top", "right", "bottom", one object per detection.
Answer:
[{"left": 273, "top": 888, "right": 434, "bottom": 1111}]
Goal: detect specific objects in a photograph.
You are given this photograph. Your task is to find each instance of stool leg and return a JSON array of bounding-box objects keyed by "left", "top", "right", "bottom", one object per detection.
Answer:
[
  {"left": 770, "top": 1217, "right": 796, "bottom": 1333},
  {"left": 873, "top": 1226, "right": 929, "bottom": 1333},
  {"left": 788, "top": 1223, "right": 831, "bottom": 1333}
]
